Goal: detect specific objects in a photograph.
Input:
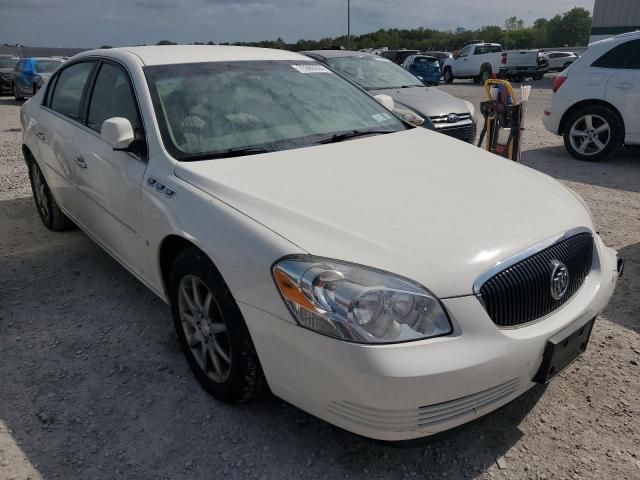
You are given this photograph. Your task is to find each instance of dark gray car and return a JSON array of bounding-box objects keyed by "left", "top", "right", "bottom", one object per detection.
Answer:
[
  {"left": 303, "top": 50, "right": 477, "bottom": 144},
  {"left": 0, "top": 55, "right": 19, "bottom": 95}
]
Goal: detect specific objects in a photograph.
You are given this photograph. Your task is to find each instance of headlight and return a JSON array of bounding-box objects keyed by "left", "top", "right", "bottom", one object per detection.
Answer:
[
  {"left": 394, "top": 108, "right": 425, "bottom": 127},
  {"left": 272, "top": 256, "right": 452, "bottom": 344},
  {"left": 563, "top": 184, "right": 597, "bottom": 230},
  {"left": 464, "top": 100, "right": 476, "bottom": 121}
]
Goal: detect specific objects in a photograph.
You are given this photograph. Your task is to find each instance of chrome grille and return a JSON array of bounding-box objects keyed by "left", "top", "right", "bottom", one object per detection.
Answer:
[
  {"left": 479, "top": 233, "right": 594, "bottom": 327},
  {"left": 435, "top": 122, "right": 477, "bottom": 143},
  {"left": 430, "top": 112, "right": 473, "bottom": 125}
]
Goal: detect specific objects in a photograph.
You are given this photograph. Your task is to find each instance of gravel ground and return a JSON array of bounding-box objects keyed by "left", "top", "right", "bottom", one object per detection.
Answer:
[{"left": 0, "top": 79, "right": 639, "bottom": 480}]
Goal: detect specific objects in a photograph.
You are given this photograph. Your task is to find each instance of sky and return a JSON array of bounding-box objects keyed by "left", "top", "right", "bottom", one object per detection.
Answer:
[{"left": 0, "top": 0, "right": 594, "bottom": 48}]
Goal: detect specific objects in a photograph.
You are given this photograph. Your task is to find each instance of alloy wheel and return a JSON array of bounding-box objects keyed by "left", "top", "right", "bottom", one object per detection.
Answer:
[
  {"left": 569, "top": 114, "right": 611, "bottom": 157},
  {"left": 178, "top": 274, "right": 232, "bottom": 383},
  {"left": 31, "top": 164, "right": 50, "bottom": 224}
]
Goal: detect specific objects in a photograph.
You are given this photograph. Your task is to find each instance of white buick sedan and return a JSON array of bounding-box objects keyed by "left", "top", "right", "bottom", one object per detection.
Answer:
[{"left": 20, "top": 46, "right": 621, "bottom": 441}]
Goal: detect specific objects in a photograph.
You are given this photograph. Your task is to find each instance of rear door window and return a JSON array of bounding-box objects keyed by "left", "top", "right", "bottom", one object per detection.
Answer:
[
  {"left": 49, "top": 61, "right": 95, "bottom": 120},
  {"left": 592, "top": 40, "right": 640, "bottom": 69}
]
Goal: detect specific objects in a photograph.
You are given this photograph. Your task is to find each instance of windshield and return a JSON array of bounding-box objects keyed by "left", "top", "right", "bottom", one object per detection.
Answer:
[
  {"left": 35, "top": 60, "right": 63, "bottom": 73},
  {"left": 411, "top": 57, "right": 439, "bottom": 72},
  {"left": 325, "top": 56, "right": 423, "bottom": 90},
  {"left": 145, "top": 60, "right": 406, "bottom": 161},
  {"left": 0, "top": 58, "right": 18, "bottom": 68}
]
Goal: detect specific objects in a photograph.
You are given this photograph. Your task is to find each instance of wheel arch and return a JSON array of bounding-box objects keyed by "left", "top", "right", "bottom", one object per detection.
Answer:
[
  {"left": 22, "top": 144, "right": 35, "bottom": 166},
  {"left": 558, "top": 100, "right": 625, "bottom": 138},
  {"left": 480, "top": 62, "right": 493, "bottom": 73},
  {"left": 158, "top": 234, "right": 223, "bottom": 302}
]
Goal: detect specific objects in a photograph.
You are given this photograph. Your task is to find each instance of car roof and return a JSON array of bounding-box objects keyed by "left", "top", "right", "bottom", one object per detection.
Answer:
[
  {"left": 73, "top": 45, "right": 308, "bottom": 66},
  {"left": 302, "top": 50, "right": 377, "bottom": 60},
  {"left": 409, "top": 54, "right": 437, "bottom": 60}
]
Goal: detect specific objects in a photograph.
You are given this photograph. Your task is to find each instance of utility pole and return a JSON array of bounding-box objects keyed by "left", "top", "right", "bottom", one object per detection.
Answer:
[{"left": 347, "top": 0, "right": 351, "bottom": 50}]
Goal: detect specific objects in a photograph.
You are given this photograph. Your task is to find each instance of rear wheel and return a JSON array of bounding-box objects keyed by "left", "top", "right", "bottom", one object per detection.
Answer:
[
  {"left": 480, "top": 67, "right": 492, "bottom": 84},
  {"left": 28, "top": 160, "right": 73, "bottom": 230},
  {"left": 169, "top": 247, "right": 267, "bottom": 403},
  {"left": 563, "top": 105, "right": 621, "bottom": 161},
  {"left": 443, "top": 68, "right": 454, "bottom": 84}
]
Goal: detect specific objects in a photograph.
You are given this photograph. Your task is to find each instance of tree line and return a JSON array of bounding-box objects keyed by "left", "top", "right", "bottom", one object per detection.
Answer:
[{"left": 157, "top": 7, "right": 592, "bottom": 52}]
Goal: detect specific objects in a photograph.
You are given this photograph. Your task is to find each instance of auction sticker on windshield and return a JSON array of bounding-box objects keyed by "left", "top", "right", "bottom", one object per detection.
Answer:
[{"left": 291, "top": 64, "right": 331, "bottom": 73}]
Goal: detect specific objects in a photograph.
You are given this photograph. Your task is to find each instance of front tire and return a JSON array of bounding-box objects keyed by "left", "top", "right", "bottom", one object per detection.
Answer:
[
  {"left": 169, "top": 247, "right": 266, "bottom": 403},
  {"left": 562, "top": 105, "right": 621, "bottom": 161},
  {"left": 28, "top": 160, "right": 74, "bottom": 231},
  {"left": 443, "top": 68, "right": 454, "bottom": 84}
]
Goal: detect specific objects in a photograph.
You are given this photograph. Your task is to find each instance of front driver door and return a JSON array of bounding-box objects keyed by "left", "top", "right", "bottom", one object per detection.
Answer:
[
  {"left": 452, "top": 46, "right": 471, "bottom": 77},
  {"left": 70, "top": 60, "right": 149, "bottom": 278}
]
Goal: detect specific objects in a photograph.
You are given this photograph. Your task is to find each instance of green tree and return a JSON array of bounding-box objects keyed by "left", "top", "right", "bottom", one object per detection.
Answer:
[{"left": 547, "top": 7, "right": 592, "bottom": 46}]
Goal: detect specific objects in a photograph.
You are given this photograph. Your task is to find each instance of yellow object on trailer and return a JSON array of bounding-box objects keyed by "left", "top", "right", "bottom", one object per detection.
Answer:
[{"left": 477, "top": 79, "right": 530, "bottom": 162}]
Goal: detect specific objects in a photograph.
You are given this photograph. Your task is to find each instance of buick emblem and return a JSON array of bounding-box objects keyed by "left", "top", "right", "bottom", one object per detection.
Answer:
[
  {"left": 550, "top": 260, "right": 570, "bottom": 300},
  {"left": 447, "top": 113, "right": 459, "bottom": 123}
]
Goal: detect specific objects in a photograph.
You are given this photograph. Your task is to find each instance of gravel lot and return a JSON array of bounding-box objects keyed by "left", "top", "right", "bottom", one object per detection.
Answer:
[{"left": 1, "top": 79, "right": 639, "bottom": 480}]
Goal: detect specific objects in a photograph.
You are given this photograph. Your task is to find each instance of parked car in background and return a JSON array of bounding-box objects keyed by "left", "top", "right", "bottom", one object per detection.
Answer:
[
  {"left": 546, "top": 51, "right": 579, "bottom": 72},
  {"left": 543, "top": 32, "right": 640, "bottom": 161},
  {"left": 304, "top": 50, "right": 477, "bottom": 143},
  {"left": 427, "top": 51, "right": 453, "bottom": 70},
  {"left": 12, "top": 57, "right": 64, "bottom": 100},
  {"left": 401, "top": 54, "right": 441, "bottom": 85},
  {"left": 20, "top": 45, "right": 620, "bottom": 441},
  {"left": 442, "top": 43, "right": 550, "bottom": 83},
  {"left": 0, "top": 55, "right": 19, "bottom": 95},
  {"left": 380, "top": 49, "right": 419, "bottom": 64}
]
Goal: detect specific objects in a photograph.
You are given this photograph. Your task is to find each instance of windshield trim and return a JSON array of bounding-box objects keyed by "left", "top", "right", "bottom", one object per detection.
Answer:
[{"left": 144, "top": 60, "right": 408, "bottom": 162}]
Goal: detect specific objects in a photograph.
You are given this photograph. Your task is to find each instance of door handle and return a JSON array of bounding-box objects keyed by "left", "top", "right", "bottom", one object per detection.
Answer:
[
  {"left": 616, "top": 82, "right": 633, "bottom": 90},
  {"left": 74, "top": 156, "right": 87, "bottom": 168}
]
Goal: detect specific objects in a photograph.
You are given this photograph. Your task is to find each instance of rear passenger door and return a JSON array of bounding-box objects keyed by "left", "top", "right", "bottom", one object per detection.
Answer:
[
  {"left": 598, "top": 39, "right": 640, "bottom": 139},
  {"left": 37, "top": 60, "right": 96, "bottom": 212},
  {"left": 70, "top": 59, "right": 149, "bottom": 277}
]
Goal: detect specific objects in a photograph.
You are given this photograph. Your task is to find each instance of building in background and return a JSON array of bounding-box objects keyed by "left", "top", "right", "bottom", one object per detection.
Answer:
[{"left": 591, "top": 0, "right": 640, "bottom": 43}]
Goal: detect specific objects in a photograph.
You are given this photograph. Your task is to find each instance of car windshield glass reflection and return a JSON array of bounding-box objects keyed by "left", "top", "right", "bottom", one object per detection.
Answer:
[
  {"left": 327, "top": 56, "right": 425, "bottom": 90},
  {"left": 36, "top": 60, "right": 64, "bottom": 73},
  {"left": 145, "top": 60, "right": 406, "bottom": 161}
]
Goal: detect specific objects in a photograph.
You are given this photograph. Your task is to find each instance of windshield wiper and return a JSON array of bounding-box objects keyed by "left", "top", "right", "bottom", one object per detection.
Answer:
[
  {"left": 182, "top": 147, "right": 274, "bottom": 161},
  {"left": 316, "top": 130, "right": 395, "bottom": 145}
]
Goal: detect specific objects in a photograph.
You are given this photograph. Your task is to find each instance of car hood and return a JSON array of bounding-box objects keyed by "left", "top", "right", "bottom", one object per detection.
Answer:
[
  {"left": 369, "top": 86, "right": 470, "bottom": 118},
  {"left": 174, "top": 128, "right": 593, "bottom": 298}
]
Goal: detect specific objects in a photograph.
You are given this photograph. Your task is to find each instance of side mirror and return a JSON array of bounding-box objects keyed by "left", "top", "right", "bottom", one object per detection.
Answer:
[
  {"left": 101, "top": 117, "right": 135, "bottom": 150},
  {"left": 374, "top": 94, "right": 395, "bottom": 111}
]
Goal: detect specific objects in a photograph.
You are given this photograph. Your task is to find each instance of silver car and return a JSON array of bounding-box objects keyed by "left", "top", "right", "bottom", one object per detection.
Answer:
[
  {"left": 546, "top": 51, "right": 579, "bottom": 72},
  {"left": 303, "top": 50, "right": 477, "bottom": 143}
]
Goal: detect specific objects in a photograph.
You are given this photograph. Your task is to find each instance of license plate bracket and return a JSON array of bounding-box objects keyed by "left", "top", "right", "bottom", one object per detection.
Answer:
[{"left": 533, "top": 316, "right": 595, "bottom": 384}]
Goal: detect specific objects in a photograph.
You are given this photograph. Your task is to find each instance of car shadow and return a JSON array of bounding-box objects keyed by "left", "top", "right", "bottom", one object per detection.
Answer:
[
  {"left": 599, "top": 242, "right": 639, "bottom": 334},
  {"left": 522, "top": 145, "right": 640, "bottom": 194},
  {"left": 0, "top": 195, "right": 547, "bottom": 479},
  {"left": 0, "top": 96, "right": 24, "bottom": 106}
]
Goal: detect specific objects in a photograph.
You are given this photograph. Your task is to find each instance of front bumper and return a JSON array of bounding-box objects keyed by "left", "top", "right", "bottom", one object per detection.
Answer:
[
  {"left": 242, "top": 236, "right": 619, "bottom": 441},
  {"left": 0, "top": 78, "right": 12, "bottom": 93}
]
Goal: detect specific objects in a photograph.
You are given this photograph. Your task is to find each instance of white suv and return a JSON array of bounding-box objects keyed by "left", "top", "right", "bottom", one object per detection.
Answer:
[{"left": 543, "top": 32, "right": 640, "bottom": 161}]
